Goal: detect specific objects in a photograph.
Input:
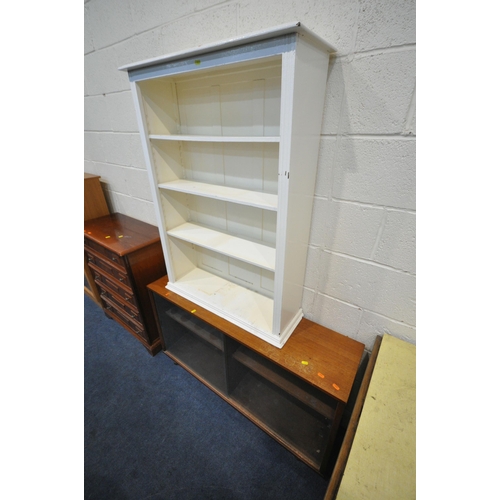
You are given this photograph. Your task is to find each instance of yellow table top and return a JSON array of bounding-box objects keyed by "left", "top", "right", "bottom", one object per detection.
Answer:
[{"left": 336, "top": 334, "right": 416, "bottom": 500}]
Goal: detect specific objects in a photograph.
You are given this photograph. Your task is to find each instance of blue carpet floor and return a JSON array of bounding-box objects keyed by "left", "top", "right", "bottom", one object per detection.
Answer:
[{"left": 84, "top": 294, "right": 330, "bottom": 499}]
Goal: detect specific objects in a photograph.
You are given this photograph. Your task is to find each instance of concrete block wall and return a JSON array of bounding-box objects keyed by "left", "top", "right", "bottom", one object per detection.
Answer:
[{"left": 84, "top": 0, "right": 416, "bottom": 352}]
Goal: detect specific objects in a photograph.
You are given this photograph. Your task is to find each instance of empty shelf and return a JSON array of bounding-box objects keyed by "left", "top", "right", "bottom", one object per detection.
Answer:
[
  {"left": 149, "top": 134, "right": 280, "bottom": 143},
  {"left": 168, "top": 267, "right": 274, "bottom": 337},
  {"left": 167, "top": 222, "right": 276, "bottom": 272},
  {"left": 158, "top": 180, "right": 278, "bottom": 211}
]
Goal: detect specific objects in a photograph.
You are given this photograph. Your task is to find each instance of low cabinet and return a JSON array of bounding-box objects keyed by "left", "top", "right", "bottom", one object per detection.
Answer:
[{"left": 148, "top": 276, "right": 364, "bottom": 475}]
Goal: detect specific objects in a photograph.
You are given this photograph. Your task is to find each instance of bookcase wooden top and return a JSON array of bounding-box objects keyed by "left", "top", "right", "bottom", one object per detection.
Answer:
[{"left": 148, "top": 275, "right": 365, "bottom": 404}]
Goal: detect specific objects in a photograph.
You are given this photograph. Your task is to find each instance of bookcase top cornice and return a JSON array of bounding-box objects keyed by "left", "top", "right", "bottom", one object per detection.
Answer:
[{"left": 119, "top": 21, "right": 335, "bottom": 73}]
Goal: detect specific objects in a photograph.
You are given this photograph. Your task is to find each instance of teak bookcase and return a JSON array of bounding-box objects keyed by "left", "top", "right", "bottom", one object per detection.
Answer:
[
  {"left": 120, "top": 22, "right": 334, "bottom": 348},
  {"left": 148, "top": 276, "right": 365, "bottom": 476}
]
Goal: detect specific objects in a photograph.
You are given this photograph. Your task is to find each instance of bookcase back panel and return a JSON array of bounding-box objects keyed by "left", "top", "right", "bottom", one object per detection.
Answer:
[
  {"left": 225, "top": 203, "right": 277, "bottom": 247},
  {"left": 227, "top": 258, "right": 274, "bottom": 299},
  {"left": 160, "top": 191, "right": 277, "bottom": 246},
  {"left": 152, "top": 141, "right": 279, "bottom": 195},
  {"left": 181, "top": 142, "right": 225, "bottom": 185},
  {"left": 168, "top": 238, "right": 275, "bottom": 300},
  {"left": 138, "top": 57, "right": 282, "bottom": 137},
  {"left": 221, "top": 143, "right": 279, "bottom": 194}
]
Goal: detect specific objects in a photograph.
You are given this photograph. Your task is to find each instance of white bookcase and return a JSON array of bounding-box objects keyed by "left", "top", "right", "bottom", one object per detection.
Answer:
[{"left": 120, "top": 22, "right": 334, "bottom": 348}]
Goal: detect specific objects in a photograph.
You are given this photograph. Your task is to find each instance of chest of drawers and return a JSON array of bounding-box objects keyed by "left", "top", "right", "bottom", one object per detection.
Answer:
[{"left": 84, "top": 213, "right": 167, "bottom": 355}]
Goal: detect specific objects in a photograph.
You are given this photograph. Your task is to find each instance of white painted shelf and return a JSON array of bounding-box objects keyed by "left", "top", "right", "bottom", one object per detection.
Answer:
[
  {"left": 167, "top": 267, "right": 275, "bottom": 338},
  {"left": 158, "top": 180, "right": 278, "bottom": 211},
  {"left": 150, "top": 134, "right": 280, "bottom": 143},
  {"left": 167, "top": 222, "right": 276, "bottom": 271},
  {"left": 122, "top": 23, "right": 333, "bottom": 347}
]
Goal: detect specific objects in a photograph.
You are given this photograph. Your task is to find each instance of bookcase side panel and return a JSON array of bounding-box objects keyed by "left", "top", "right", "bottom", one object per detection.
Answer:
[
  {"left": 279, "top": 38, "right": 330, "bottom": 333},
  {"left": 272, "top": 42, "right": 296, "bottom": 336},
  {"left": 138, "top": 79, "right": 180, "bottom": 135},
  {"left": 130, "top": 81, "right": 176, "bottom": 282},
  {"left": 167, "top": 237, "right": 198, "bottom": 280},
  {"left": 150, "top": 140, "right": 184, "bottom": 183}
]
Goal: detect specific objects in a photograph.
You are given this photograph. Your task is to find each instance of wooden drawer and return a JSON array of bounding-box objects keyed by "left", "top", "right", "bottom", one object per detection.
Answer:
[
  {"left": 86, "top": 250, "right": 132, "bottom": 288},
  {"left": 100, "top": 287, "right": 141, "bottom": 322},
  {"left": 103, "top": 299, "right": 147, "bottom": 340},
  {"left": 87, "top": 260, "right": 133, "bottom": 294},
  {"left": 84, "top": 240, "right": 126, "bottom": 270},
  {"left": 93, "top": 271, "right": 137, "bottom": 308}
]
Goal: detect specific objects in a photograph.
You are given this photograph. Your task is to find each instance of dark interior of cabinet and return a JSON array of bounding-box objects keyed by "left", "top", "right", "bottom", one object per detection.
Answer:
[
  {"left": 227, "top": 341, "right": 336, "bottom": 469},
  {"left": 153, "top": 295, "right": 227, "bottom": 393}
]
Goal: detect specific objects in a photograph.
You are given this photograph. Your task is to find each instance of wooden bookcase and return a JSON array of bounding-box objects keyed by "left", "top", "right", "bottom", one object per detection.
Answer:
[
  {"left": 148, "top": 276, "right": 365, "bottom": 476},
  {"left": 120, "top": 22, "right": 334, "bottom": 348}
]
